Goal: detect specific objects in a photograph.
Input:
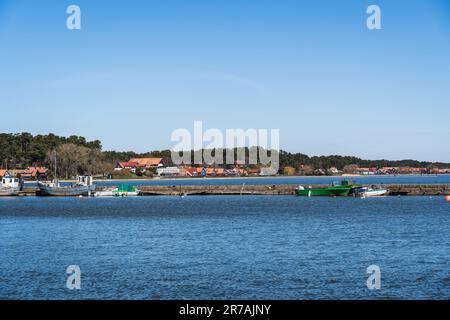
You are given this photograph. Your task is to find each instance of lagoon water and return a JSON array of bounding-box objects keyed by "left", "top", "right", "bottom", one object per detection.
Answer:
[{"left": 0, "top": 195, "right": 449, "bottom": 300}]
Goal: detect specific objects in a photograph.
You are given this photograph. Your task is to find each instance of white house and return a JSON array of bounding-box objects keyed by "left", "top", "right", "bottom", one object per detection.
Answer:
[{"left": 156, "top": 167, "right": 181, "bottom": 177}]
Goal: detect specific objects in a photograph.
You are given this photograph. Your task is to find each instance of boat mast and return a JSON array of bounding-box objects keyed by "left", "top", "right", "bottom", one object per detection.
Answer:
[{"left": 54, "top": 150, "right": 57, "bottom": 182}]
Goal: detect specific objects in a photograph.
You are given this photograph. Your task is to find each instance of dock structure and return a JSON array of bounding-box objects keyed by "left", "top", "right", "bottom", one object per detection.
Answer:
[
  {"left": 138, "top": 184, "right": 450, "bottom": 196},
  {"left": 386, "top": 184, "right": 450, "bottom": 196},
  {"left": 13, "top": 184, "right": 450, "bottom": 197},
  {"left": 139, "top": 185, "right": 297, "bottom": 196}
]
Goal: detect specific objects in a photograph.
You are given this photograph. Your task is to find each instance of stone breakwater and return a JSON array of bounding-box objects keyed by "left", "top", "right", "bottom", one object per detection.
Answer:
[
  {"left": 15, "top": 184, "right": 450, "bottom": 196},
  {"left": 138, "top": 184, "right": 450, "bottom": 196}
]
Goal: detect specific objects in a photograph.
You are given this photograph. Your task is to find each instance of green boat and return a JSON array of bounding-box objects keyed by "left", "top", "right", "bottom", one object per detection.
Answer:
[
  {"left": 113, "top": 184, "right": 140, "bottom": 197},
  {"left": 295, "top": 181, "right": 357, "bottom": 197}
]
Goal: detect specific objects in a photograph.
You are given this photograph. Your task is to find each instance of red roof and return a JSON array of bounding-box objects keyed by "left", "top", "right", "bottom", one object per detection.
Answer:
[
  {"left": 129, "top": 158, "right": 163, "bottom": 167},
  {"left": 27, "top": 167, "right": 48, "bottom": 176},
  {"left": 118, "top": 162, "right": 139, "bottom": 168}
]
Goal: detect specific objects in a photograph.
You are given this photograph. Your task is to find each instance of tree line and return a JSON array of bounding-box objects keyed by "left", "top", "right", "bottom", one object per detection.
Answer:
[
  {"left": 1, "top": 133, "right": 449, "bottom": 178},
  {"left": 277, "top": 150, "right": 450, "bottom": 171}
]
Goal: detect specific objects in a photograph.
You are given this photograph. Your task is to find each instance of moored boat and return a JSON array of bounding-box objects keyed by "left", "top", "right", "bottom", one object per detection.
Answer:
[
  {"left": 113, "top": 184, "right": 140, "bottom": 197},
  {"left": 295, "top": 180, "right": 357, "bottom": 197},
  {"left": 95, "top": 184, "right": 140, "bottom": 197},
  {"left": 355, "top": 186, "right": 388, "bottom": 198},
  {"left": 0, "top": 174, "right": 21, "bottom": 196},
  {"left": 37, "top": 175, "right": 96, "bottom": 197}
]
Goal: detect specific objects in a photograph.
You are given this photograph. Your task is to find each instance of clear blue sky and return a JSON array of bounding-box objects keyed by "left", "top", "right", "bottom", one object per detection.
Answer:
[{"left": 1, "top": 0, "right": 449, "bottom": 161}]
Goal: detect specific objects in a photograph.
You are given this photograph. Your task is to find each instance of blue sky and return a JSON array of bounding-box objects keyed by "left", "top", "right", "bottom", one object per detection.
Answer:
[{"left": 0, "top": 0, "right": 449, "bottom": 161}]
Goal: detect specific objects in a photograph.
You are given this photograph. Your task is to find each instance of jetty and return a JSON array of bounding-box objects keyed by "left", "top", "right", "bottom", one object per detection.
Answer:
[
  {"left": 14, "top": 184, "right": 450, "bottom": 197},
  {"left": 138, "top": 184, "right": 450, "bottom": 196}
]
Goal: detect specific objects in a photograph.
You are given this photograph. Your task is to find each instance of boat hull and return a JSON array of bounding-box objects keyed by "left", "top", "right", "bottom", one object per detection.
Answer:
[
  {"left": 114, "top": 191, "right": 140, "bottom": 197},
  {"left": 37, "top": 182, "right": 96, "bottom": 197},
  {"left": 113, "top": 185, "right": 140, "bottom": 197},
  {"left": 360, "top": 189, "right": 388, "bottom": 197},
  {"left": 296, "top": 186, "right": 352, "bottom": 197},
  {"left": 0, "top": 187, "right": 20, "bottom": 197},
  {"left": 95, "top": 189, "right": 140, "bottom": 197}
]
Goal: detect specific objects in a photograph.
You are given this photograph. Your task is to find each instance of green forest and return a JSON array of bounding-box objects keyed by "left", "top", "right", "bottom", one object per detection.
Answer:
[{"left": 1, "top": 133, "right": 449, "bottom": 177}]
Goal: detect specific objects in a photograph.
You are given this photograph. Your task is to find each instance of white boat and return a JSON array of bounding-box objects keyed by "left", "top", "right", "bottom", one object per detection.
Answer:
[
  {"left": 0, "top": 174, "right": 21, "bottom": 196},
  {"left": 94, "top": 188, "right": 116, "bottom": 197},
  {"left": 356, "top": 186, "right": 388, "bottom": 198},
  {"left": 95, "top": 184, "right": 140, "bottom": 197}
]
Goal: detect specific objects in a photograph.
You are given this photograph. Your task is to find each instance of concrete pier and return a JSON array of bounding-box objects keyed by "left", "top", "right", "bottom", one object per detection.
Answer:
[
  {"left": 386, "top": 184, "right": 450, "bottom": 196},
  {"left": 13, "top": 184, "right": 450, "bottom": 196},
  {"left": 138, "top": 184, "right": 450, "bottom": 196},
  {"left": 139, "top": 184, "right": 296, "bottom": 196}
]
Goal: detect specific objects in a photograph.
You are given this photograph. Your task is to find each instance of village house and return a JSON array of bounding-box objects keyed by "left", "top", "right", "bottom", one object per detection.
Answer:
[
  {"left": 8, "top": 167, "right": 48, "bottom": 181},
  {"left": 156, "top": 166, "right": 181, "bottom": 177},
  {"left": 327, "top": 167, "right": 340, "bottom": 175},
  {"left": 355, "top": 167, "right": 376, "bottom": 175},
  {"left": 409, "top": 167, "right": 427, "bottom": 174},
  {"left": 398, "top": 167, "right": 427, "bottom": 175},
  {"left": 129, "top": 158, "right": 164, "bottom": 169},
  {"left": 178, "top": 166, "right": 205, "bottom": 177},
  {"left": 188, "top": 165, "right": 243, "bottom": 177},
  {"left": 28, "top": 167, "right": 48, "bottom": 180},
  {"left": 114, "top": 161, "right": 144, "bottom": 173},
  {"left": 181, "top": 166, "right": 197, "bottom": 177},
  {"left": 180, "top": 166, "right": 228, "bottom": 177},
  {"left": 205, "top": 167, "right": 225, "bottom": 177},
  {"left": 423, "top": 167, "right": 450, "bottom": 174},
  {"left": 198, "top": 167, "right": 207, "bottom": 176},
  {"left": 376, "top": 167, "right": 399, "bottom": 175},
  {"left": 115, "top": 158, "right": 165, "bottom": 173},
  {"left": 0, "top": 169, "right": 11, "bottom": 179}
]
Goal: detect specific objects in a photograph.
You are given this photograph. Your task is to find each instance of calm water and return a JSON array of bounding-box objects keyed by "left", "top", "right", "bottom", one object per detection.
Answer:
[
  {"left": 95, "top": 175, "right": 450, "bottom": 187},
  {"left": 22, "top": 175, "right": 450, "bottom": 189},
  {"left": 0, "top": 196, "right": 449, "bottom": 300}
]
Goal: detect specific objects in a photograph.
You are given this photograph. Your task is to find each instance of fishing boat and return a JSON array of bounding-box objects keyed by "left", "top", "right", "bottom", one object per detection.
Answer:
[
  {"left": 355, "top": 185, "right": 388, "bottom": 198},
  {"left": 37, "top": 152, "right": 96, "bottom": 197},
  {"left": 37, "top": 175, "right": 96, "bottom": 197},
  {"left": 0, "top": 174, "right": 21, "bottom": 196},
  {"left": 295, "top": 180, "right": 357, "bottom": 197}
]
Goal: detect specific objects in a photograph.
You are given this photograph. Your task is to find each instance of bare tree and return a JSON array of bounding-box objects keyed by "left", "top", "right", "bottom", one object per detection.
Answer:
[
  {"left": 300, "top": 165, "right": 314, "bottom": 176},
  {"left": 46, "top": 144, "right": 113, "bottom": 179},
  {"left": 343, "top": 164, "right": 359, "bottom": 174}
]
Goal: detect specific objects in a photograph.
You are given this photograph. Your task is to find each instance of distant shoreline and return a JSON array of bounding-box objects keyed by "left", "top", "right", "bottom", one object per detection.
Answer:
[
  {"left": 23, "top": 173, "right": 445, "bottom": 184},
  {"left": 90, "top": 173, "right": 443, "bottom": 183}
]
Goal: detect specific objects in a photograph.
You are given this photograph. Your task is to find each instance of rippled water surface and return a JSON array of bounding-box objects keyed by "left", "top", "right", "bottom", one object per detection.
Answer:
[{"left": 0, "top": 196, "right": 449, "bottom": 299}]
